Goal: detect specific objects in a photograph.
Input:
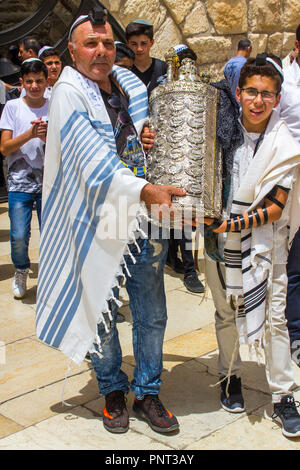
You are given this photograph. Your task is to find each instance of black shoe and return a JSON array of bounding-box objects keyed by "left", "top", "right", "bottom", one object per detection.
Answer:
[
  {"left": 102, "top": 390, "right": 129, "bottom": 433},
  {"left": 183, "top": 273, "right": 204, "bottom": 293},
  {"left": 133, "top": 395, "right": 179, "bottom": 433},
  {"left": 272, "top": 395, "right": 300, "bottom": 437},
  {"left": 220, "top": 375, "right": 245, "bottom": 413},
  {"left": 166, "top": 257, "right": 185, "bottom": 274}
]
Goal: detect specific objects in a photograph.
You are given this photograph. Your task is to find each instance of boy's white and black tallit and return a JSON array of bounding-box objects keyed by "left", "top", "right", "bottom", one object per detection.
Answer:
[
  {"left": 36, "top": 65, "right": 149, "bottom": 365},
  {"left": 224, "top": 110, "right": 300, "bottom": 346}
]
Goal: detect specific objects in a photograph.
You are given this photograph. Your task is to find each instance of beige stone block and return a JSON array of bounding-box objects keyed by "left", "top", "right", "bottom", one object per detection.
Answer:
[
  {"left": 268, "top": 32, "right": 283, "bottom": 57},
  {"left": 165, "top": 290, "right": 216, "bottom": 339},
  {"left": 282, "top": 32, "right": 297, "bottom": 58},
  {"left": 151, "top": 18, "right": 183, "bottom": 61},
  {"left": 187, "top": 36, "right": 232, "bottom": 65},
  {"left": 186, "top": 414, "right": 300, "bottom": 449},
  {"left": 0, "top": 414, "right": 23, "bottom": 439},
  {"left": 248, "top": 0, "right": 282, "bottom": 33},
  {"left": 182, "top": 3, "right": 210, "bottom": 36},
  {"left": 284, "top": 0, "right": 300, "bottom": 31},
  {"left": 0, "top": 406, "right": 173, "bottom": 450},
  {"left": 206, "top": 0, "right": 247, "bottom": 34},
  {"left": 198, "top": 61, "right": 226, "bottom": 81},
  {"left": 0, "top": 293, "right": 36, "bottom": 344},
  {"left": 162, "top": 328, "right": 218, "bottom": 370},
  {"left": 0, "top": 369, "right": 99, "bottom": 428},
  {"left": 119, "top": 0, "right": 167, "bottom": 31},
  {"left": 248, "top": 33, "right": 268, "bottom": 56},
  {"left": 163, "top": 0, "right": 196, "bottom": 24},
  {"left": 0, "top": 338, "right": 89, "bottom": 403}
]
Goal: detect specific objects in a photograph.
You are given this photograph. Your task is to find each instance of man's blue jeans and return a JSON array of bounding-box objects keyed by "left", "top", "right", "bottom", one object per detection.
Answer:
[
  {"left": 8, "top": 192, "right": 42, "bottom": 270},
  {"left": 90, "top": 236, "right": 168, "bottom": 398}
]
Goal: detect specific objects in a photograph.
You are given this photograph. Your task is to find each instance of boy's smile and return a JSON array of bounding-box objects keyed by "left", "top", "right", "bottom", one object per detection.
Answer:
[{"left": 236, "top": 75, "right": 281, "bottom": 133}]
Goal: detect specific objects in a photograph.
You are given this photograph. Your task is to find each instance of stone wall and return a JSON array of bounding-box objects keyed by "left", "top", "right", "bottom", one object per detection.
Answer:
[
  {"left": 100, "top": 0, "right": 300, "bottom": 80},
  {"left": 0, "top": 1, "right": 299, "bottom": 80}
]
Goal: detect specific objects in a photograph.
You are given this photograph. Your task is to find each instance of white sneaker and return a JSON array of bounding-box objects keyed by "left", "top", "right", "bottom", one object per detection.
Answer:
[{"left": 12, "top": 269, "right": 29, "bottom": 299}]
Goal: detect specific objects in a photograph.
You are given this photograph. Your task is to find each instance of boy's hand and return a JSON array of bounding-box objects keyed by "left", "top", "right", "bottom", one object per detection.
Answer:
[
  {"left": 31, "top": 117, "right": 48, "bottom": 142},
  {"left": 141, "top": 126, "right": 156, "bottom": 152}
]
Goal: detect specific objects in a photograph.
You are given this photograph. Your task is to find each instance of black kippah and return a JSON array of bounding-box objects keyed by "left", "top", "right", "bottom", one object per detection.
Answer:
[{"left": 255, "top": 53, "right": 268, "bottom": 66}]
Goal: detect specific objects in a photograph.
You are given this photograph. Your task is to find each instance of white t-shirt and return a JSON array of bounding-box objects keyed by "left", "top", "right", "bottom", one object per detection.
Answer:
[
  {"left": 280, "top": 59, "right": 300, "bottom": 143},
  {"left": 0, "top": 97, "right": 48, "bottom": 193}
]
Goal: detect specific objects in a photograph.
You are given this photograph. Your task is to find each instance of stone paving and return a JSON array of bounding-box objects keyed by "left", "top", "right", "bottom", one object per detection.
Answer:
[{"left": 1, "top": 201, "right": 300, "bottom": 450}]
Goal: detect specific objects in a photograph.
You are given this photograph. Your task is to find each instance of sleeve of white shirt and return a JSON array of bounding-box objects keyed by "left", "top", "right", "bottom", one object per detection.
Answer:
[{"left": 0, "top": 100, "right": 15, "bottom": 131}]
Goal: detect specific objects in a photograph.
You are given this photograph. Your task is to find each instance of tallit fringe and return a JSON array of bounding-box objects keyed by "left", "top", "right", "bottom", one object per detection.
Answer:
[{"left": 89, "top": 210, "right": 149, "bottom": 357}]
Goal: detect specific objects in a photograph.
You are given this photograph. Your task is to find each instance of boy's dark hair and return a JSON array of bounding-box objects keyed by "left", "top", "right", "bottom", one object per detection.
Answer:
[
  {"left": 21, "top": 60, "right": 48, "bottom": 79},
  {"left": 177, "top": 47, "right": 197, "bottom": 63},
  {"left": 19, "top": 37, "right": 40, "bottom": 56},
  {"left": 237, "top": 39, "right": 252, "bottom": 51},
  {"left": 39, "top": 48, "right": 60, "bottom": 61},
  {"left": 115, "top": 43, "right": 135, "bottom": 62},
  {"left": 296, "top": 24, "right": 300, "bottom": 41},
  {"left": 239, "top": 55, "right": 282, "bottom": 93},
  {"left": 125, "top": 22, "right": 153, "bottom": 41}
]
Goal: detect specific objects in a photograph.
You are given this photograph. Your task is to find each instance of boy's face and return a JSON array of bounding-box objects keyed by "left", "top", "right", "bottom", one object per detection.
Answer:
[
  {"left": 20, "top": 72, "right": 47, "bottom": 100},
  {"left": 127, "top": 34, "right": 154, "bottom": 60},
  {"left": 236, "top": 75, "right": 281, "bottom": 133},
  {"left": 43, "top": 55, "right": 62, "bottom": 83}
]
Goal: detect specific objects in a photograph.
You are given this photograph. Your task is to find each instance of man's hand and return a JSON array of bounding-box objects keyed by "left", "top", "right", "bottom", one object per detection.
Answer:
[
  {"left": 140, "top": 183, "right": 186, "bottom": 220},
  {"left": 141, "top": 126, "right": 156, "bottom": 152}
]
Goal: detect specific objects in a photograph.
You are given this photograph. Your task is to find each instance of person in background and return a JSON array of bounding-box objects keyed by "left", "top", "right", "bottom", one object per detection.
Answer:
[
  {"left": 224, "top": 39, "right": 252, "bottom": 101},
  {"left": 0, "top": 59, "right": 48, "bottom": 299},
  {"left": 38, "top": 46, "right": 63, "bottom": 98},
  {"left": 18, "top": 37, "right": 40, "bottom": 62},
  {"left": 114, "top": 41, "right": 135, "bottom": 70},
  {"left": 126, "top": 19, "right": 167, "bottom": 96}
]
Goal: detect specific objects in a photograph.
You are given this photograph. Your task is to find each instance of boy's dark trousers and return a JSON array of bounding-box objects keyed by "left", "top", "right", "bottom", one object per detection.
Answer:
[{"left": 286, "top": 227, "right": 300, "bottom": 345}]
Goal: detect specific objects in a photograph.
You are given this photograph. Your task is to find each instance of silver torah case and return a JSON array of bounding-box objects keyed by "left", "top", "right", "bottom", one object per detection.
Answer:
[{"left": 146, "top": 49, "right": 222, "bottom": 226}]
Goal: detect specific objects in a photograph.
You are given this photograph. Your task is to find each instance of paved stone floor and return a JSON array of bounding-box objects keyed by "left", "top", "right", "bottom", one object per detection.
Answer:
[{"left": 1, "top": 201, "right": 300, "bottom": 450}]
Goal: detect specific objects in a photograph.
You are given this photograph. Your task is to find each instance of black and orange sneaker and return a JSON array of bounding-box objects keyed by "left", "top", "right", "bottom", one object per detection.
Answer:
[
  {"left": 102, "top": 390, "right": 129, "bottom": 433},
  {"left": 133, "top": 395, "right": 179, "bottom": 433}
]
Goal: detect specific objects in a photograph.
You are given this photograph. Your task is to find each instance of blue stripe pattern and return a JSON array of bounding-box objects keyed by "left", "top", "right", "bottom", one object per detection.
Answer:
[{"left": 37, "top": 67, "right": 148, "bottom": 350}]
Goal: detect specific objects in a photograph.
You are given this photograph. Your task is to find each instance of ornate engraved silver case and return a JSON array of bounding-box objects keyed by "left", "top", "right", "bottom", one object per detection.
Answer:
[{"left": 146, "top": 50, "right": 222, "bottom": 227}]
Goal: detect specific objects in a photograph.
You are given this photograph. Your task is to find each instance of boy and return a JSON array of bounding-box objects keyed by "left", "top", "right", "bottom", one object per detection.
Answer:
[
  {"left": 205, "top": 55, "right": 300, "bottom": 437},
  {"left": 38, "top": 47, "right": 62, "bottom": 98},
  {"left": 114, "top": 41, "right": 135, "bottom": 70},
  {"left": 126, "top": 19, "right": 167, "bottom": 96},
  {"left": 0, "top": 59, "right": 48, "bottom": 299}
]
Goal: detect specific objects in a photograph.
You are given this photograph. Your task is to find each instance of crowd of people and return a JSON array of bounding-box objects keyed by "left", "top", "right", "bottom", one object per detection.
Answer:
[{"left": 1, "top": 5, "right": 300, "bottom": 440}]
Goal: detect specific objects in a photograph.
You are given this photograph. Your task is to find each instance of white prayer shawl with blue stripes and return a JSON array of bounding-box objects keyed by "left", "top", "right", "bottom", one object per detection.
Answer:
[
  {"left": 36, "top": 65, "right": 149, "bottom": 365},
  {"left": 224, "top": 111, "right": 300, "bottom": 346}
]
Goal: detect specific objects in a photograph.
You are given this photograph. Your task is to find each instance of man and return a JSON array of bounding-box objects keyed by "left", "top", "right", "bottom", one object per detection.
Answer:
[
  {"left": 126, "top": 19, "right": 167, "bottom": 96},
  {"left": 18, "top": 37, "right": 40, "bottom": 62},
  {"left": 38, "top": 46, "right": 63, "bottom": 98},
  {"left": 0, "top": 59, "right": 48, "bottom": 298},
  {"left": 224, "top": 39, "right": 252, "bottom": 101},
  {"left": 280, "top": 24, "right": 300, "bottom": 365},
  {"left": 36, "top": 7, "right": 184, "bottom": 435}
]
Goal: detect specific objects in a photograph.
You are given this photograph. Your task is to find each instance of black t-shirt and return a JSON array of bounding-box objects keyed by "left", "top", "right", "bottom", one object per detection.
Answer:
[
  {"left": 100, "top": 82, "right": 145, "bottom": 175},
  {"left": 131, "top": 58, "right": 167, "bottom": 95}
]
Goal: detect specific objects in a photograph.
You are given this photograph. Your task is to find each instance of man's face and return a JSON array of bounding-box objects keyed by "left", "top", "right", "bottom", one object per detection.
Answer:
[
  {"left": 18, "top": 44, "right": 34, "bottom": 62},
  {"left": 236, "top": 75, "right": 281, "bottom": 133},
  {"left": 127, "top": 34, "right": 154, "bottom": 60},
  {"left": 68, "top": 21, "right": 116, "bottom": 84},
  {"left": 115, "top": 56, "right": 134, "bottom": 70},
  {"left": 43, "top": 55, "right": 62, "bottom": 84},
  {"left": 20, "top": 72, "right": 47, "bottom": 101}
]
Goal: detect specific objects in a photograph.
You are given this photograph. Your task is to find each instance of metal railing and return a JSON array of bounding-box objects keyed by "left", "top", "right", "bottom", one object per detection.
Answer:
[{"left": 0, "top": 0, "right": 126, "bottom": 82}]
